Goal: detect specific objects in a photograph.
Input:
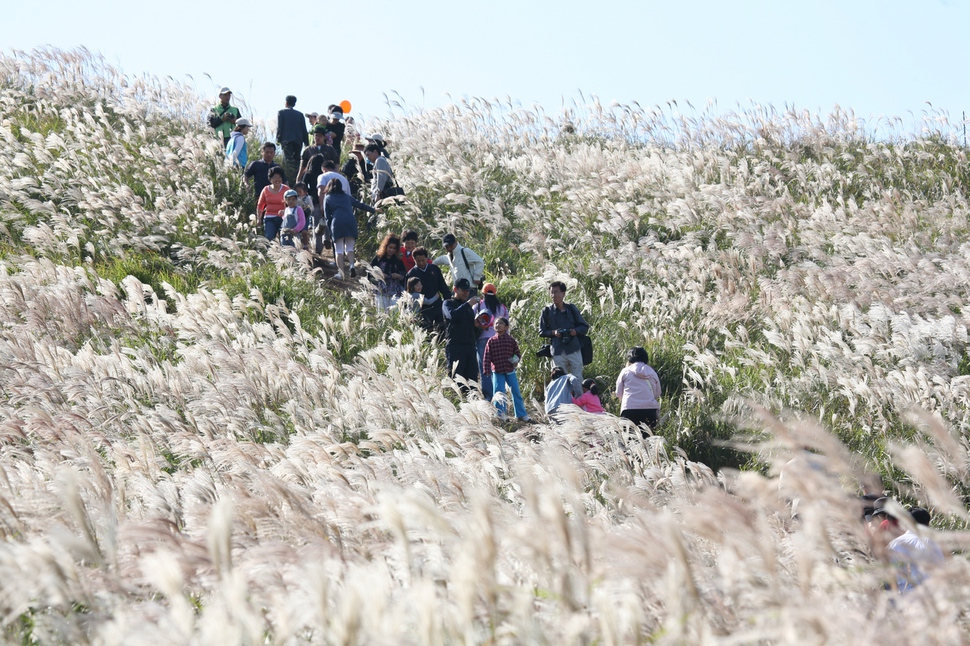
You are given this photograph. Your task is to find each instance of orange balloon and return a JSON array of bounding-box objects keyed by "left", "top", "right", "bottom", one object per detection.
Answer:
[{"left": 339, "top": 100, "right": 352, "bottom": 114}]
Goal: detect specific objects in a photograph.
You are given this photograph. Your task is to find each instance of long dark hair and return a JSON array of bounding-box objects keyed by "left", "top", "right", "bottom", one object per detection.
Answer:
[
  {"left": 325, "top": 177, "right": 344, "bottom": 195},
  {"left": 482, "top": 293, "right": 501, "bottom": 313}
]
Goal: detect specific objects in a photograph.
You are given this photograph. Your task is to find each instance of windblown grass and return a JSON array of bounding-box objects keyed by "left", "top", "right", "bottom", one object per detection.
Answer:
[{"left": 0, "top": 47, "right": 968, "bottom": 643}]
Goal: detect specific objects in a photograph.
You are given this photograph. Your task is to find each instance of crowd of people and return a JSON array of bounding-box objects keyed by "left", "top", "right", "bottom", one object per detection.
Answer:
[
  {"left": 209, "top": 90, "right": 664, "bottom": 430},
  {"left": 209, "top": 92, "right": 957, "bottom": 585}
]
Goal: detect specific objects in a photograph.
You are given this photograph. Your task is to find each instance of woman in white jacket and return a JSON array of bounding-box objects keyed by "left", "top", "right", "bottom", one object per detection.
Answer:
[{"left": 615, "top": 347, "right": 661, "bottom": 433}]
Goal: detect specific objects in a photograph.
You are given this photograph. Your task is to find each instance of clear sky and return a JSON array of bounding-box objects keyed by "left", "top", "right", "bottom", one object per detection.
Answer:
[{"left": 2, "top": 0, "right": 968, "bottom": 136}]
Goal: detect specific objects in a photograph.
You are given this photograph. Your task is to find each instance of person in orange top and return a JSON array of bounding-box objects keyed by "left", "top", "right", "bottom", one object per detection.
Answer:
[{"left": 257, "top": 166, "right": 290, "bottom": 240}]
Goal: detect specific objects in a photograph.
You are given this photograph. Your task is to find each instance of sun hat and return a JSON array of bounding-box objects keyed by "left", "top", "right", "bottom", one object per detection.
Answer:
[
  {"left": 366, "top": 133, "right": 386, "bottom": 145},
  {"left": 236, "top": 118, "right": 253, "bottom": 128},
  {"left": 307, "top": 112, "right": 319, "bottom": 118},
  {"left": 284, "top": 189, "right": 298, "bottom": 198},
  {"left": 482, "top": 283, "right": 497, "bottom": 295}
]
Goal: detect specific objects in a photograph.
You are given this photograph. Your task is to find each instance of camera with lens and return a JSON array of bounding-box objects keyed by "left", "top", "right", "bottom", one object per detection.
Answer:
[{"left": 557, "top": 328, "right": 573, "bottom": 343}]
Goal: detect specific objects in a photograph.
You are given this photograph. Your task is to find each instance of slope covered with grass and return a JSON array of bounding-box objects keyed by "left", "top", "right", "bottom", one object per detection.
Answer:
[{"left": 1, "top": 48, "right": 970, "bottom": 643}]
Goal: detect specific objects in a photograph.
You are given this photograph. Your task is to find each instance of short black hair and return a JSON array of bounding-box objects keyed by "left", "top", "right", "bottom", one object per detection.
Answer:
[
  {"left": 364, "top": 143, "right": 380, "bottom": 154},
  {"left": 550, "top": 367, "right": 566, "bottom": 380},
  {"left": 295, "top": 182, "right": 309, "bottom": 192},
  {"left": 261, "top": 142, "right": 276, "bottom": 150},
  {"left": 403, "top": 230, "right": 419, "bottom": 242},
  {"left": 909, "top": 508, "right": 931, "bottom": 526},
  {"left": 628, "top": 347, "right": 649, "bottom": 365},
  {"left": 550, "top": 281, "right": 567, "bottom": 293},
  {"left": 412, "top": 246, "right": 429, "bottom": 259},
  {"left": 582, "top": 378, "right": 600, "bottom": 395},
  {"left": 285, "top": 95, "right": 297, "bottom": 107},
  {"left": 323, "top": 160, "right": 337, "bottom": 170},
  {"left": 269, "top": 166, "right": 285, "bottom": 180}
]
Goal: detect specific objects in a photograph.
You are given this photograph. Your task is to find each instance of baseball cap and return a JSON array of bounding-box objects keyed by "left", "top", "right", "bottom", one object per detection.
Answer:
[
  {"left": 219, "top": 87, "right": 232, "bottom": 95},
  {"left": 454, "top": 278, "right": 471, "bottom": 291},
  {"left": 442, "top": 233, "right": 457, "bottom": 246}
]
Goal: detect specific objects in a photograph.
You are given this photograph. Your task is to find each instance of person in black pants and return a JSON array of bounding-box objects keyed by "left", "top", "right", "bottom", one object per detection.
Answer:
[
  {"left": 277, "top": 95, "right": 308, "bottom": 187},
  {"left": 443, "top": 278, "right": 482, "bottom": 393}
]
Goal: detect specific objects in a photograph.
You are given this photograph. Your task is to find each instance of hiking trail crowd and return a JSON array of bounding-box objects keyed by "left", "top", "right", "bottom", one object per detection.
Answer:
[
  {"left": 211, "top": 89, "right": 664, "bottom": 431},
  {"left": 210, "top": 89, "right": 955, "bottom": 596}
]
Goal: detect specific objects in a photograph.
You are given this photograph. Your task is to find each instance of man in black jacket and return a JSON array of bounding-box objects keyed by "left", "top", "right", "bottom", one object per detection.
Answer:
[
  {"left": 277, "top": 95, "right": 308, "bottom": 185},
  {"left": 406, "top": 247, "right": 451, "bottom": 333},
  {"left": 443, "top": 278, "right": 481, "bottom": 391}
]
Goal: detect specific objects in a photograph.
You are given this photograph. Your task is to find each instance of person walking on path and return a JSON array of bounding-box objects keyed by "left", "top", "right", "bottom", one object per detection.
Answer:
[
  {"left": 244, "top": 142, "right": 284, "bottom": 200},
  {"left": 482, "top": 317, "right": 530, "bottom": 421},
  {"left": 256, "top": 167, "right": 289, "bottom": 240},
  {"left": 322, "top": 178, "right": 375, "bottom": 280},
  {"left": 277, "top": 95, "right": 308, "bottom": 186},
  {"left": 225, "top": 118, "right": 253, "bottom": 168},
  {"left": 615, "top": 347, "right": 661, "bottom": 433},
  {"left": 538, "top": 281, "right": 590, "bottom": 380}
]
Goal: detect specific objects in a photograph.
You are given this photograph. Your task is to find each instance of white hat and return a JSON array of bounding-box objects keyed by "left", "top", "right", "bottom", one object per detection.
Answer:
[
  {"left": 236, "top": 118, "right": 253, "bottom": 127},
  {"left": 219, "top": 87, "right": 232, "bottom": 95},
  {"left": 367, "top": 133, "right": 386, "bottom": 145}
]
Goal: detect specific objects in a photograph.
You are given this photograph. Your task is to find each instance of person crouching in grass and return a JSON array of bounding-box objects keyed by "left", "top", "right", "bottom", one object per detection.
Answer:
[{"left": 481, "top": 317, "right": 531, "bottom": 422}]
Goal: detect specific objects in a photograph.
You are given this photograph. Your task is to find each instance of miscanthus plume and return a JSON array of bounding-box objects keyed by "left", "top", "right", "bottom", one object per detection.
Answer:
[{"left": 0, "top": 48, "right": 968, "bottom": 643}]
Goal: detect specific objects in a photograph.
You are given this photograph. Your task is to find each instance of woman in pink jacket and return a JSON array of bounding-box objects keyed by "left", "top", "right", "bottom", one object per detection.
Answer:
[{"left": 615, "top": 347, "right": 661, "bottom": 433}]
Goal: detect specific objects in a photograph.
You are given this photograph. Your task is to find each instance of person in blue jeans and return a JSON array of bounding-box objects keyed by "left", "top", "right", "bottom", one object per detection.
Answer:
[{"left": 481, "top": 317, "right": 531, "bottom": 421}]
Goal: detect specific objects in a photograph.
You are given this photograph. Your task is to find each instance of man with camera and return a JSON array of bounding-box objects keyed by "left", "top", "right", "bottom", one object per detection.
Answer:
[{"left": 538, "top": 281, "right": 590, "bottom": 380}]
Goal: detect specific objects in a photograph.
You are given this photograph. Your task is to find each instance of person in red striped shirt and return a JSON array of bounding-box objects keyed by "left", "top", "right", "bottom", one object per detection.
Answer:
[{"left": 481, "top": 317, "right": 531, "bottom": 422}]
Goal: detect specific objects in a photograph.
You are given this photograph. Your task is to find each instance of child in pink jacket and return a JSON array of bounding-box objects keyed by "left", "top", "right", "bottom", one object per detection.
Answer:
[{"left": 573, "top": 378, "right": 605, "bottom": 413}]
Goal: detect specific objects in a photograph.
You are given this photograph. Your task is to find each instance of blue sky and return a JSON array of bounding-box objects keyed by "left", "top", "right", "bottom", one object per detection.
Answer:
[{"left": 3, "top": 0, "right": 968, "bottom": 136}]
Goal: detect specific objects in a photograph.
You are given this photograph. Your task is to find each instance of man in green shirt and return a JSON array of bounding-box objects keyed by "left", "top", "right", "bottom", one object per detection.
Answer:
[{"left": 209, "top": 87, "right": 240, "bottom": 146}]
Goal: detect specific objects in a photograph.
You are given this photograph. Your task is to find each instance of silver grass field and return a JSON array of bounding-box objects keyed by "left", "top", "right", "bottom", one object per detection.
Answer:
[{"left": 0, "top": 48, "right": 969, "bottom": 644}]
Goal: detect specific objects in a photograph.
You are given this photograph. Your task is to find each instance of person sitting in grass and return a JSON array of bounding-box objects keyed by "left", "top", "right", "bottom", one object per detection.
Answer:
[
  {"left": 481, "top": 317, "right": 530, "bottom": 422},
  {"left": 573, "top": 378, "right": 605, "bottom": 413},
  {"left": 545, "top": 366, "right": 582, "bottom": 419}
]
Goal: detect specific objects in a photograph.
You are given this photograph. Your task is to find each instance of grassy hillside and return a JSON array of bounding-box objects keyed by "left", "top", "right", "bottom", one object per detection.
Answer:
[{"left": 1, "top": 48, "right": 969, "bottom": 643}]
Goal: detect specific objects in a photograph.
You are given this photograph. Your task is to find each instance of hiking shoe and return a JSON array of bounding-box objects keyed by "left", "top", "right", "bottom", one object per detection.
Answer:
[{"left": 518, "top": 415, "right": 533, "bottom": 423}]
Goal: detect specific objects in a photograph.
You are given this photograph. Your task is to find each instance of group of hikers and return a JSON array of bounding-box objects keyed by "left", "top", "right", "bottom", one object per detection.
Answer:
[
  {"left": 208, "top": 89, "right": 663, "bottom": 428},
  {"left": 209, "top": 91, "right": 955, "bottom": 591}
]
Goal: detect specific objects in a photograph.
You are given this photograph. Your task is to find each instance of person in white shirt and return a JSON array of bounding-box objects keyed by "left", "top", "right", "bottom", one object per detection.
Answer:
[{"left": 433, "top": 233, "right": 485, "bottom": 290}]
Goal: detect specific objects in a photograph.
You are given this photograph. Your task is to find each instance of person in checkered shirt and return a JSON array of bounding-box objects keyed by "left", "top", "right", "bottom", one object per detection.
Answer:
[{"left": 481, "top": 317, "right": 531, "bottom": 421}]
